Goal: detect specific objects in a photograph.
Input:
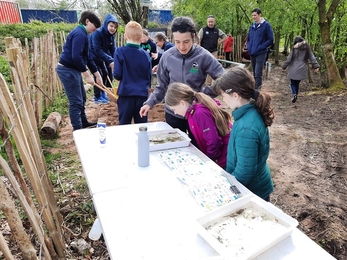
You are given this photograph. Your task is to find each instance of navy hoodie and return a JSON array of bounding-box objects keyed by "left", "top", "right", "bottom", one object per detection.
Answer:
[{"left": 89, "top": 14, "right": 118, "bottom": 66}]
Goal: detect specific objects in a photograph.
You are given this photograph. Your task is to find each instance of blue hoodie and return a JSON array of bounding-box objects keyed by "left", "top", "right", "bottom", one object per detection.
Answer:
[
  {"left": 89, "top": 14, "right": 118, "bottom": 66},
  {"left": 247, "top": 18, "right": 274, "bottom": 56}
]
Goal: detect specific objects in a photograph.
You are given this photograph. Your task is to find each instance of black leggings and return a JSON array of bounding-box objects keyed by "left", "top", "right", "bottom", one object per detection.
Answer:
[{"left": 165, "top": 112, "right": 197, "bottom": 147}]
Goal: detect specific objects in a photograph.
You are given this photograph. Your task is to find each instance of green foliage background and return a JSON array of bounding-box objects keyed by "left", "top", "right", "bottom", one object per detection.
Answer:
[{"left": 0, "top": 20, "right": 76, "bottom": 53}]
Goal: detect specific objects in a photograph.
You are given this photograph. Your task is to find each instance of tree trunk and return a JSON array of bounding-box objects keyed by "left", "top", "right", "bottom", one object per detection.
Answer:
[
  {"left": 317, "top": 0, "right": 345, "bottom": 89},
  {"left": 39, "top": 112, "right": 61, "bottom": 139}
]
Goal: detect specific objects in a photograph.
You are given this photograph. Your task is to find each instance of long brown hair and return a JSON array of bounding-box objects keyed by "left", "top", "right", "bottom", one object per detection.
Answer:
[
  {"left": 165, "top": 83, "right": 231, "bottom": 136},
  {"left": 213, "top": 67, "right": 275, "bottom": 126}
]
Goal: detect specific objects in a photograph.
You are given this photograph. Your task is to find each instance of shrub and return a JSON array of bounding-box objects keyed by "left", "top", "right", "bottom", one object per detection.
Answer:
[{"left": 0, "top": 20, "right": 76, "bottom": 53}]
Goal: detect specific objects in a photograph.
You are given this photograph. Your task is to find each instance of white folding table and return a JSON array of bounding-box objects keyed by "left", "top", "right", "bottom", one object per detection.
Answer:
[{"left": 73, "top": 122, "right": 336, "bottom": 260}]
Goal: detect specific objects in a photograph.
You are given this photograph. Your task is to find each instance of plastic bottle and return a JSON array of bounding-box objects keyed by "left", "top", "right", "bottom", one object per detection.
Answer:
[
  {"left": 98, "top": 120, "right": 106, "bottom": 148},
  {"left": 138, "top": 126, "right": 149, "bottom": 167},
  {"left": 88, "top": 218, "right": 102, "bottom": 240}
]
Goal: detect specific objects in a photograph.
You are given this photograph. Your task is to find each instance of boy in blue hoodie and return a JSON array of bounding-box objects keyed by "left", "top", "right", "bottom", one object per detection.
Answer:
[
  {"left": 89, "top": 14, "right": 118, "bottom": 104},
  {"left": 113, "top": 21, "right": 151, "bottom": 125}
]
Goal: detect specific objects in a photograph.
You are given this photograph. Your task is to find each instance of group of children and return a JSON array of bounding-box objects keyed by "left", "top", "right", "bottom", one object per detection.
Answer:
[{"left": 57, "top": 11, "right": 319, "bottom": 203}]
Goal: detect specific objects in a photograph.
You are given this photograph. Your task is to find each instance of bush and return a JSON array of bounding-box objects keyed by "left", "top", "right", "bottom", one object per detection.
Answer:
[
  {"left": 0, "top": 56, "right": 11, "bottom": 83},
  {"left": 0, "top": 20, "right": 76, "bottom": 53}
]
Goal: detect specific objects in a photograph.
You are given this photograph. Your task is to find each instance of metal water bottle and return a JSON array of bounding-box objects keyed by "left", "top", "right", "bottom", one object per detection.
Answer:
[
  {"left": 98, "top": 120, "right": 106, "bottom": 148},
  {"left": 138, "top": 126, "right": 149, "bottom": 167}
]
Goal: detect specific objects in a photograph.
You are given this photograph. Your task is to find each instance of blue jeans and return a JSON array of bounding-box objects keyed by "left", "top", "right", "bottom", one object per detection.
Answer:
[
  {"left": 56, "top": 65, "right": 88, "bottom": 130},
  {"left": 250, "top": 52, "right": 267, "bottom": 89},
  {"left": 290, "top": 79, "right": 301, "bottom": 95}
]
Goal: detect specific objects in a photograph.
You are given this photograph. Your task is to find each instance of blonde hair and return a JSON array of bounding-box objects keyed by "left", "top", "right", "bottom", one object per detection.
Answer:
[
  {"left": 165, "top": 83, "right": 231, "bottom": 137},
  {"left": 125, "top": 21, "right": 143, "bottom": 42}
]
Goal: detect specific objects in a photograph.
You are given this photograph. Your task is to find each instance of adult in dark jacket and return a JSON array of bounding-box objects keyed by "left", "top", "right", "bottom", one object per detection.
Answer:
[
  {"left": 282, "top": 36, "right": 320, "bottom": 103},
  {"left": 89, "top": 13, "right": 118, "bottom": 104},
  {"left": 198, "top": 15, "right": 226, "bottom": 86},
  {"left": 213, "top": 67, "right": 275, "bottom": 201},
  {"left": 56, "top": 10, "right": 102, "bottom": 131},
  {"left": 247, "top": 8, "right": 274, "bottom": 89}
]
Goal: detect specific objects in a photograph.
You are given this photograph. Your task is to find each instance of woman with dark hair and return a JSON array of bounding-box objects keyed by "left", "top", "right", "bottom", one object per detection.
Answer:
[
  {"left": 139, "top": 16, "right": 224, "bottom": 145},
  {"left": 165, "top": 82, "right": 231, "bottom": 168},
  {"left": 212, "top": 67, "right": 275, "bottom": 201},
  {"left": 282, "top": 36, "right": 320, "bottom": 103}
]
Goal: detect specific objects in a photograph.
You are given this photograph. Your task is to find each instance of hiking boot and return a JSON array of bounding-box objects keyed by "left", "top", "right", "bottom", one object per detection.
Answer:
[
  {"left": 101, "top": 92, "right": 109, "bottom": 101},
  {"left": 82, "top": 121, "right": 97, "bottom": 129},
  {"left": 291, "top": 95, "right": 297, "bottom": 103},
  {"left": 94, "top": 96, "right": 109, "bottom": 104}
]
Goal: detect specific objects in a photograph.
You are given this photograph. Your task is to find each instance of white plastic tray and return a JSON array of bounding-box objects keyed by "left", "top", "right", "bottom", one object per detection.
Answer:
[
  {"left": 140, "top": 128, "right": 191, "bottom": 151},
  {"left": 196, "top": 194, "right": 298, "bottom": 259}
]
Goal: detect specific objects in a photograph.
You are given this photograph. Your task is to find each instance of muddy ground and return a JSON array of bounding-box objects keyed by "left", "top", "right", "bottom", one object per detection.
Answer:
[
  {"left": 2, "top": 59, "right": 346, "bottom": 259},
  {"left": 59, "top": 60, "right": 346, "bottom": 259},
  {"left": 61, "top": 60, "right": 346, "bottom": 259}
]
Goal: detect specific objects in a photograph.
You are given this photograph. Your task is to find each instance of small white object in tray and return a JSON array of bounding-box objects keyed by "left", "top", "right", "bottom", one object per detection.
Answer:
[
  {"left": 141, "top": 128, "right": 191, "bottom": 151},
  {"left": 196, "top": 194, "right": 298, "bottom": 259}
]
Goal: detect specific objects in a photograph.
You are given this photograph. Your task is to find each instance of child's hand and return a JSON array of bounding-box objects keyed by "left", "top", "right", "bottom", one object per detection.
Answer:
[
  {"left": 152, "top": 65, "right": 158, "bottom": 73},
  {"left": 152, "top": 53, "right": 158, "bottom": 60},
  {"left": 109, "top": 62, "right": 114, "bottom": 72},
  {"left": 314, "top": 68, "right": 319, "bottom": 73}
]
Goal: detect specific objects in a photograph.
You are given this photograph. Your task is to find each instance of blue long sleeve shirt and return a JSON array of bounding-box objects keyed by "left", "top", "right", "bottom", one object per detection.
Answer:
[
  {"left": 59, "top": 25, "right": 97, "bottom": 73},
  {"left": 89, "top": 14, "right": 118, "bottom": 66},
  {"left": 113, "top": 43, "right": 152, "bottom": 97}
]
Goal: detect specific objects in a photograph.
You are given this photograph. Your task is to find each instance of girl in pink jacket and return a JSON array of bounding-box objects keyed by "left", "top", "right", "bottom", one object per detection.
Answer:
[{"left": 165, "top": 82, "right": 232, "bottom": 168}]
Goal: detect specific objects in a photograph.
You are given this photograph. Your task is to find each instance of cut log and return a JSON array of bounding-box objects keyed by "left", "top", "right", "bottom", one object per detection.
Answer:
[{"left": 40, "top": 112, "right": 61, "bottom": 139}]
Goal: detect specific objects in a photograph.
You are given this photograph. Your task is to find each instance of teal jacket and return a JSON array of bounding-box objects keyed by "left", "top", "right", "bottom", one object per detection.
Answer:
[{"left": 226, "top": 103, "right": 273, "bottom": 199}]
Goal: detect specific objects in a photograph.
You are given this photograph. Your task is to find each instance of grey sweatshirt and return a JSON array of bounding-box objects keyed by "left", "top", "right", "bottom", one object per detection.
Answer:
[{"left": 144, "top": 44, "right": 224, "bottom": 117}]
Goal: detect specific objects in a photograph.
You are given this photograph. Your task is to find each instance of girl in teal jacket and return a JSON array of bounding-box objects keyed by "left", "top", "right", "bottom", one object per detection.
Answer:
[{"left": 213, "top": 67, "right": 275, "bottom": 201}]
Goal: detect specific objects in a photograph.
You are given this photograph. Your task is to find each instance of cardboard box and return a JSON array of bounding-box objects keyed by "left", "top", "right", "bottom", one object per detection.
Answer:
[{"left": 196, "top": 194, "right": 298, "bottom": 259}]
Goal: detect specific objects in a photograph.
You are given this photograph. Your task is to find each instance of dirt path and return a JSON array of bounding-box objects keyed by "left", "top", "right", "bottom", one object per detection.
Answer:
[
  {"left": 55, "top": 61, "right": 346, "bottom": 259},
  {"left": 263, "top": 64, "right": 347, "bottom": 259}
]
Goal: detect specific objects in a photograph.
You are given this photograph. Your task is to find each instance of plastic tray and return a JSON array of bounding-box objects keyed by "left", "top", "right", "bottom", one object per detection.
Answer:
[
  {"left": 140, "top": 128, "right": 191, "bottom": 151},
  {"left": 196, "top": 194, "right": 298, "bottom": 259}
]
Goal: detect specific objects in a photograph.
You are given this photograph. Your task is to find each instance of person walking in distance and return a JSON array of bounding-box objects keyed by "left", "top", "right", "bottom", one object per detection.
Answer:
[
  {"left": 246, "top": 8, "right": 274, "bottom": 90},
  {"left": 223, "top": 33, "right": 234, "bottom": 68},
  {"left": 198, "top": 15, "right": 226, "bottom": 85},
  {"left": 282, "top": 36, "right": 320, "bottom": 103}
]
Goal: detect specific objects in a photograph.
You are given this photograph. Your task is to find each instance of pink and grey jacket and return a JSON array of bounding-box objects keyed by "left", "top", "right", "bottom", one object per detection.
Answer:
[{"left": 186, "top": 100, "right": 231, "bottom": 169}]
